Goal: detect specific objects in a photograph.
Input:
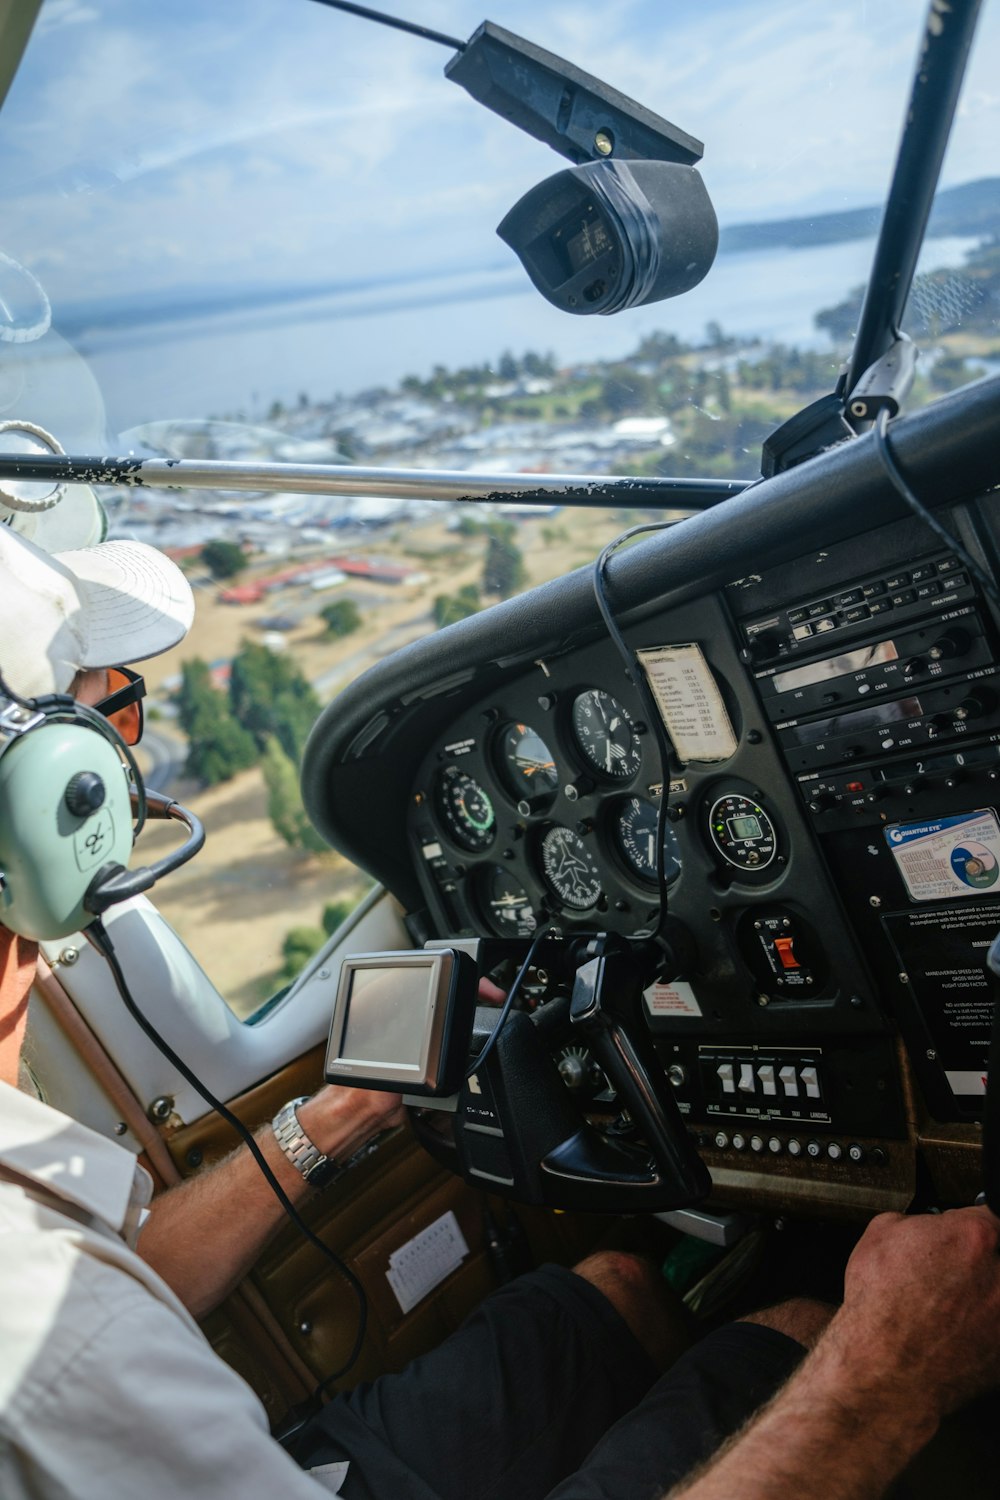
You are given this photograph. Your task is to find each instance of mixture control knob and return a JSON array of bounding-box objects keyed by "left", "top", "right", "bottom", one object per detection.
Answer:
[
  {"left": 64, "top": 771, "right": 106, "bottom": 818},
  {"left": 928, "top": 628, "right": 971, "bottom": 662}
]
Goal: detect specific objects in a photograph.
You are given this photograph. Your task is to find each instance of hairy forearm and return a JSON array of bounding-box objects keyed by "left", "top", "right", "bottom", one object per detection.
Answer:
[
  {"left": 665, "top": 1324, "right": 938, "bottom": 1500},
  {"left": 137, "top": 1090, "right": 397, "bottom": 1319}
]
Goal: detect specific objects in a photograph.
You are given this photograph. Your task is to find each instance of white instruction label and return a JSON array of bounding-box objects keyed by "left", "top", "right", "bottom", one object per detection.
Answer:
[
  {"left": 385, "top": 1209, "right": 469, "bottom": 1314},
  {"left": 643, "top": 979, "right": 703, "bottom": 1018},
  {"left": 637, "top": 644, "right": 738, "bottom": 763},
  {"left": 885, "top": 808, "right": 1000, "bottom": 903}
]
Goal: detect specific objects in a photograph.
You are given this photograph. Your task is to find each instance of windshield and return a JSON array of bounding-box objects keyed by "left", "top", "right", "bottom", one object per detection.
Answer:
[{"left": 2, "top": 0, "right": 998, "bottom": 1012}]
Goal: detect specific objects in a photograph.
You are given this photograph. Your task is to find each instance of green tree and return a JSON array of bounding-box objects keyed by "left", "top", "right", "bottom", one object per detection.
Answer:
[
  {"left": 322, "top": 899, "right": 354, "bottom": 936},
  {"left": 281, "top": 925, "right": 326, "bottom": 981},
  {"left": 229, "top": 640, "right": 321, "bottom": 765},
  {"left": 433, "top": 584, "right": 480, "bottom": 628},
  {"left": 201, "top": 539, "right": 247, "bottom": 580},
  {"left": 261, "top": 737, "right": 327, "bottom": 854},
  {"left": 175, "top": 659, "right": 258, "bottom": 785},
  {"left": 482, "top": 524, "right": 527, "bottom": 599},
  {"left": 321, "top": 598, "right": 362, "bottom": 637}
]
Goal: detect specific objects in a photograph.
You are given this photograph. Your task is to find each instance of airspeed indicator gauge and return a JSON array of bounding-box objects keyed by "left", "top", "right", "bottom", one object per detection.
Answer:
[
  {"left": 708, "top": 794, "right": 776, "bottom": 872},
  {"left": 539, "top": 824, "right": 602, "bottom": 910},
  {"left": 434, "top": 765, "right": 496, "bottom": 852},
  {"left": 571, "top": 689, "right": 641, "bottom": 781}
]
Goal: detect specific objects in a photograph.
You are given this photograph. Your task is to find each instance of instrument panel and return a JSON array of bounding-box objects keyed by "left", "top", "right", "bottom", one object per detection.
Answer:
[
  {"left": 303, "top": 380, "right": 1000, "bottom": 1216},
  {"left": 410, "top": 687, "right": 681, "bottom": 940}
]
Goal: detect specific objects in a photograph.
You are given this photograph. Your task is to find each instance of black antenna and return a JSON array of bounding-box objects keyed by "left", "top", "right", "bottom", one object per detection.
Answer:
[{"left": 307, "top": 0, "right": 464, "bottom": 52}]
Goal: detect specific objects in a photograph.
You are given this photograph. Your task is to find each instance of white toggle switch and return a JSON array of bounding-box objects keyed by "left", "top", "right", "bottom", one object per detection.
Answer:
[
  {"left": 778, "top": 1065, "right": 799, "bottom": 1098},
  {"left": 738, "top": 1061, "right": 756, "bottom": 1094},
  {"left": 757, "top": 1064, "right": 777, "bottom": 1097},
  {"left": 800, "top": 1065, "right": 821, "bottom": 1099},
  {"left": 717, "top": 1062, "right": 735, "bottom": 1095}
]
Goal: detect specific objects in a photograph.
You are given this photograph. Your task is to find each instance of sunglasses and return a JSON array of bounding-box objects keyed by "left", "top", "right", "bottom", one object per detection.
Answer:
[{"left": 94, "top": 666, "right": 146, "bottom": 746}]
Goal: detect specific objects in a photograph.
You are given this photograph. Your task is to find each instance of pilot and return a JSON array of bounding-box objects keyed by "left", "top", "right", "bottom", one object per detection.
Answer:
[{"left": 3, "top": 519, "right": 1000, "bottom": 1499}]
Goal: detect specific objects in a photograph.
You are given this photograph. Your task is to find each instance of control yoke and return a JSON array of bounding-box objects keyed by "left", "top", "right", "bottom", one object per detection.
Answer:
[{"left": 412, "top": 935, "right": 711, "bottom": 1213}]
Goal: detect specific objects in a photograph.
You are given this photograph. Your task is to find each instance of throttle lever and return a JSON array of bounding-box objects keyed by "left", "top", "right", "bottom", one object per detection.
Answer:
[{"left": 570, "top": 941, "right": 710, "bottom": 1205}]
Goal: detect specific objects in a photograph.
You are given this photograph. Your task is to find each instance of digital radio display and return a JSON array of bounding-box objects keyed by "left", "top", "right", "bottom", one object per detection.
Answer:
[
  {"left": 785, "top": 695, "right": 923, "bottom": 747},
  {"left": 772, "top": 640, "right": 899, "bottom": 696}
]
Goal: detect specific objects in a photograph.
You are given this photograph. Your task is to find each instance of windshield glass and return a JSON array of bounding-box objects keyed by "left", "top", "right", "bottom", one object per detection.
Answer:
[{"left": 2, "top": 0, "right": 997, "bottom": 1013}]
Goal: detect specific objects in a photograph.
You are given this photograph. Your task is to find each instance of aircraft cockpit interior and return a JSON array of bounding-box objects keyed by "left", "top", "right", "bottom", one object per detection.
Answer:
[{"left": 2, "top": 0, "right": 1000, "bottom": 1491}]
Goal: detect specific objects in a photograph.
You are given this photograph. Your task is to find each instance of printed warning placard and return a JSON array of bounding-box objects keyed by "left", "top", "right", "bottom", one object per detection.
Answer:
[
  {"left": 885, "top": 808, "right": 1000, "bottom": 903},
  {"left": 637, "top": 644, "right": 738, "bottom": 763},
  {"left": 643, "top": 979, "right": 703, "bottom": 1018}
]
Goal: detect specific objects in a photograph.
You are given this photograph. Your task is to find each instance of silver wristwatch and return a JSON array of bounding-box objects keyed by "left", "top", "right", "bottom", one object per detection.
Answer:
[{"left": 271, "top": 1096, "right": 342, "bottom": 1188}]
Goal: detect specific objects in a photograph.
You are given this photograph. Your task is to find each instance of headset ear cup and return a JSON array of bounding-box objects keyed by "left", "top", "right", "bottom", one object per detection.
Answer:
[{"left": 0, "top": 718, "right": 135, "bottom": 939}]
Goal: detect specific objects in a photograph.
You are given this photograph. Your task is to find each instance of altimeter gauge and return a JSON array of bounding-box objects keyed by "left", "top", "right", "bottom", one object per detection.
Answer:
[
  {"left": 539, "top": 824, "right": 602, "bottom": 910},
  {"left": 434, "top": 765, "right": 496, "bottom": 852},
  {"left": 571, "top": 689, "right": 641, "bottom": 781}
]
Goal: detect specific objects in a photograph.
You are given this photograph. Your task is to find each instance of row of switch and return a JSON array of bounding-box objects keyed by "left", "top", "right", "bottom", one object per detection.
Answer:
[
  {"left": 715, "top": 1060, "right": 821, "bottom": 1100},
  {"left": 708, "top": 1130, "right": 883, "bottom": 1164}
]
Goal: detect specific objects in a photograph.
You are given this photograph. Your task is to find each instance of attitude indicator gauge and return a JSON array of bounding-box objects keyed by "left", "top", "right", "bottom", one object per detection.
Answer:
[
  {"left": 571, "top": 689, "right": 641, "bottom": 781},
  {"left": 708, "top": 793, "right": 777, "bottom": 871},
  {"left": 615, "top": 796, "right": 681, "bottom": 885},
  {"left": 478, "top": 865, "right": 538, "bottom": 937},
  {"left": 497, "top": 721, "right": 558, "bottom": 805},
  {"left": 434, "top": 765, "right": 496, "bottom": 852},
  {"left": 539, "top": 824, "right": 602, "bottom": 910}
]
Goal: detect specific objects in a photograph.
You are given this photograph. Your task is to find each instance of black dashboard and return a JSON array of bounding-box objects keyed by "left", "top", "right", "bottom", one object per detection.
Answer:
[{"left": 303, "top": 375, "right": 1000, "bottom": 1217}]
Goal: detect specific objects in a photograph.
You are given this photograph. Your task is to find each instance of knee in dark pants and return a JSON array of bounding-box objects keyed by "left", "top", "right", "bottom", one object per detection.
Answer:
[
  {"left": 739, "top": 1295, "right": 837, "bottom": 1351},
  {"left": 572, "top": 1250, "right": 691, "bottom": 1371}
]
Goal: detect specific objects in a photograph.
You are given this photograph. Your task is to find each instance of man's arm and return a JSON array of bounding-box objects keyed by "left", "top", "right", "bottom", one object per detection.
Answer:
[
  {"left": 666, "top": 1205, "right": 1000, "bottom": 1500},
  {"left": 136, "top": 1085, "right": 404, "bottom": 1318}
]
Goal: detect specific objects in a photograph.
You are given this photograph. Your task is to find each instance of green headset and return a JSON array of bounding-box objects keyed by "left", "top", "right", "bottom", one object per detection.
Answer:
[{"left": 0, "top": 671, "right": 203, "bottom": 940}]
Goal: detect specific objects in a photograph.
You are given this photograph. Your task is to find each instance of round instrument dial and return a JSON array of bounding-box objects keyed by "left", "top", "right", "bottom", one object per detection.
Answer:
[
  {"left": 571, "top": 689, "right": 641, "bottom": 781},
  {"left": 434, "top": 765, "right": 496, "bottom": 852},
  {"left": 478, "top": 865, "right": 538, "bottom": 937},
  {"left": 497, "top": 721, "right": 558, "bottom": 803},
  {"left": 707, "top": 793, "right": 777, "bottom": 871},
  {"left": 539, "top": 824, "right": 602, "bottom": 910},
  {"left": 615, "top": 796, "right": 681, "bottom": 885}
]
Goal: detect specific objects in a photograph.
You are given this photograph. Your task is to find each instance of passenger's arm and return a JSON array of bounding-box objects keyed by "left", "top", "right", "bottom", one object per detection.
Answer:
[
  {"left": 136, "top": 1085, "right": 404, "bottom": 1318},
  {"left": 665, "top": 1205, "right": 1000, "bottom": 1500}
]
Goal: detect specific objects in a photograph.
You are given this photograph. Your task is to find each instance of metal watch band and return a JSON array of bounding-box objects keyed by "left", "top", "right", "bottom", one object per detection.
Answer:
[{"left": 271, "top": 1096, "right": 342, "bottom": 1189}]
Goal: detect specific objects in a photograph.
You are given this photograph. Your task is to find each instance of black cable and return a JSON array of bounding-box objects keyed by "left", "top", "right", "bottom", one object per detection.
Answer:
[
  {"left": 593, "top": 522, "right": 682, "bottom": 945},
  {"left": 872, "top": 407, "right": 1000, "bottom": 611},
  {"left": 308, "top": 0, "right": 464, "bottom": 51},
  {"left": 465, "top": 924, "right": 550, "bottom": 1078},
  {"left": 87, "top": 918, "right": 369, "bottom": 1395}
]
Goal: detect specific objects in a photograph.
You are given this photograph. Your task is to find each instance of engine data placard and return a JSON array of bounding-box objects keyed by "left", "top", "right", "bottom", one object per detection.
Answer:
[
  {"left": 637, "top": 644, "right": 738, "bottom": 763},
  {"left": 885, "top": 809, "right": 1000, "bottom": 903}
]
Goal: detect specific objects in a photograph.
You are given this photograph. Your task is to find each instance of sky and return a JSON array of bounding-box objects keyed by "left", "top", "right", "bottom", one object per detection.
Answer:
[{"left": 0, "top": 0, "right": 997, "bottom": 430}]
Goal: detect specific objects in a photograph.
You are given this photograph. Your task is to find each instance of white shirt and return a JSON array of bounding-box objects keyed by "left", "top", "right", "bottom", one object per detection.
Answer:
[{"left": 0, "top": 1083, "right": 347, "bottom": 1498}]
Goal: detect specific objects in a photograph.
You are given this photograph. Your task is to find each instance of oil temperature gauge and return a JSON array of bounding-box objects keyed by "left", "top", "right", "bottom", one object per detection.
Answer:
[{"left": 708, "top": 793, "right": 777, "bottom": 871}]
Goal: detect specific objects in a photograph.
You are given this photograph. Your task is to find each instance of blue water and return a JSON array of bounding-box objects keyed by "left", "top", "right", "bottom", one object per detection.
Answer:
[{"left": 71, "top": 234, "right": 981, "bottom": 435}]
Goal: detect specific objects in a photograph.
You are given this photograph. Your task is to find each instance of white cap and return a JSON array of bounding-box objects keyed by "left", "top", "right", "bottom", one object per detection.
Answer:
[{"left": 0, "top": 525, "right": 195, "bottom": 699}]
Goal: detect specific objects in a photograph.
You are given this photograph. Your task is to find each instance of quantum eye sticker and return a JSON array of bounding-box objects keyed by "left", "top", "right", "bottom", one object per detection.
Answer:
[{"left": 885, "top": 809, "right": 1000, "bottom": 903}]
